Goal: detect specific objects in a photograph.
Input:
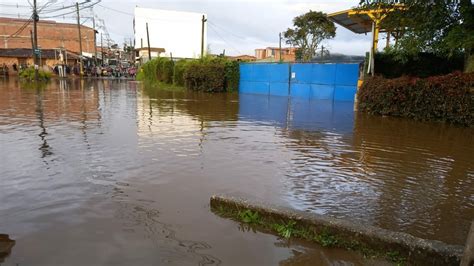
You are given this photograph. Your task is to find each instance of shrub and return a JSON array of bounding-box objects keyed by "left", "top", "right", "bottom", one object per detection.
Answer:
[
  {"left": 139, "top": 59, "right": 159, "bottom": 83},
  {"left": 156, "top": 57, "right": 174, "bottom": 83},
  {"left": 19, "top": 67, "right": 52, "bottom": 82},
  {"left": 184, "top": 60, "right": 226, "bottom": 92},
  {"left": 358, "top": 72, "right": 474, "bottom": 126},
  {"left": 138, "top": 56, "right": 240, "bottom": 93},
  {"left": 182, "top": 57, "right": 240, "bottom": 92},
  {"left": 173, "top": 59, "right": 189, "bottom": 86},
  {"left": 374, "top": 52, "right": 464, "bottom": 78},
  {"left": 224, "top": 60, "right": 240, "bottom": 92}
]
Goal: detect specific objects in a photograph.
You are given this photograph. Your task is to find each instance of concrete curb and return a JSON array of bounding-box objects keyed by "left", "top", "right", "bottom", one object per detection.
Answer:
[{"left": 210, "top": 195, "right": 464, "bottom": 266}]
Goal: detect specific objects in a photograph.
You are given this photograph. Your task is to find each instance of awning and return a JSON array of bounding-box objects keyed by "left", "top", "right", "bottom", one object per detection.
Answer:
[{"left": 328, "top": 9, "right": 373, "bottom": 34}]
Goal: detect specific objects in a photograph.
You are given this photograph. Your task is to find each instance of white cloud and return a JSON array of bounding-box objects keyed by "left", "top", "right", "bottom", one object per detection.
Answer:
[{"left": 0, "top": 0, "right": 370, "bottom": 55}]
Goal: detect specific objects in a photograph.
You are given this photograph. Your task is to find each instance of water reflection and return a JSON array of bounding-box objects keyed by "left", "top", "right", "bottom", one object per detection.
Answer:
[
  {"left": 238, "top": 93, "right": 474, "bottom": 244},
  {"left": 1, "top": 80, "right": 472, "bottom": 266},
  {"left": 0, "top": 234, "right": 15, "bottom": 264}
]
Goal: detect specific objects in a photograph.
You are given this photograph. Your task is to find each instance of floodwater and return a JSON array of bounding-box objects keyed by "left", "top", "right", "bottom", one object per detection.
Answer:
[{"left": 0, "top": 78, "right": 472, "bottom": 265}]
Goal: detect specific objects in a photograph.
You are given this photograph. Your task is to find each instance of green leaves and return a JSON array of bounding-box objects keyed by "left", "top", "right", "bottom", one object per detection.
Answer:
[
  {"left": 358, "top": 73, "right": 474, "bottom": 126},
  {"left": 284, "top": 10, "right": 336, "bottom": 62},
  {"left": 358, "top": 0, "right": 473, "bottom": 57},
  {"left": 273, "top": 220, "right": 296, "bottom": 239},
  {"left": 237, "top": 210, "right": 261, "bottom": 224}
]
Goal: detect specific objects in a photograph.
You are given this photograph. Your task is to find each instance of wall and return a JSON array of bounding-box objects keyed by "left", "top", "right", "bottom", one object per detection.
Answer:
[
  {"left": 0, "top": 17, "right": 95, "bottom": 54},
  {"left": 134, "top": 7, "right": 206, "bottom": 59},
  {"left": 239, "top": 63, "right": 360, "bottom": 101}
]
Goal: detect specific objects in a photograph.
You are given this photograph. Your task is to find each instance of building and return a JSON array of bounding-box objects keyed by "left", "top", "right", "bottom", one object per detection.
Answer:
[
  {"left": 134, "top": 7, "right": 206, "bottom": 59},
  {"left": 0, "top": 17, "right": 96, "bottom": 56},
  {"left": 0, "top": 48, "right": 79, "bottom": 68},
  {"left": 135, "top": 47, "right": 166, "bottom": 64},
  {"left": 255, "top": 47, "right": 297, "bottom": 62}
]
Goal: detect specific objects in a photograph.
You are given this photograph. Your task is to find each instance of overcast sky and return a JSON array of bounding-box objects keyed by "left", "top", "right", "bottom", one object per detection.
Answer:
[{"left": 1, "top": 0, "right": 373, "bottom": 56}]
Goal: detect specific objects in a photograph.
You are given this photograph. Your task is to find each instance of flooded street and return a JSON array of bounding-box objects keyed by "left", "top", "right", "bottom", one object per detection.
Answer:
[{"left": 0, "top": 78, "right": 473, "bottom": 265}]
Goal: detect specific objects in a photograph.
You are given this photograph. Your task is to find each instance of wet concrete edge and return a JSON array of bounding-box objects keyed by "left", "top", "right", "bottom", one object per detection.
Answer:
[{"left": 210, "top": 195, "right": 464, "bottom": 266}]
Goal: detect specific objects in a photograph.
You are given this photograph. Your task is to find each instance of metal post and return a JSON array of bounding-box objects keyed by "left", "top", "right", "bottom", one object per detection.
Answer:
[
  {"left": 93, "top": 16, "right": 98, "bottom": 66},
  {"left": 76, "top": 2, "right": 83, "bottom": 76},
  {"left": 370, "top": 21, "right": 376, "bottom": 76},
  {"left": 100, "top": 33, "right": 103, "bottom": 65},
  {"left": 201, "top": 15, "right": 207, "bottom": 58},
  {"left": 279, "top": 32, "right": 282, "bottom": 63},
  {"left": 146, "top": 22, "right": 151, "bottom": 61},
  {"left": 33, "top": 0, "right": 39, "bottom": 81}
]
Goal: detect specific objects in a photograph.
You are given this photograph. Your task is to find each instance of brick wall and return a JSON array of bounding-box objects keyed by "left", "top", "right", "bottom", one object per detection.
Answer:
[{"left": 0, "top": 17, "right": 95, "bottom": 54}]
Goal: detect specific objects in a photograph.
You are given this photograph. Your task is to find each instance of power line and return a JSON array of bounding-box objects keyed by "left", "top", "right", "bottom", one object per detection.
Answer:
[
  {"left": 97, "top": 4, "right": 133, "bottom": 16},
  {"left": 3, "top": 16, "right": 33, "bottom": 40},
  {"left": 208, "top": 20, "right": 274, "bottom": 47},
  {"left": 207, "top": 23, "right": 243, "bottom": 54},
  {"left": 41, "top": 1, "right": 100, "bottom": 19}
]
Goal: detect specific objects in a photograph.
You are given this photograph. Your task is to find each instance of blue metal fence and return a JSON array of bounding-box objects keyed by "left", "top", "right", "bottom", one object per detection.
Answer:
[{"left": 239, "top": 63, "right": 359, "bottom": 102}]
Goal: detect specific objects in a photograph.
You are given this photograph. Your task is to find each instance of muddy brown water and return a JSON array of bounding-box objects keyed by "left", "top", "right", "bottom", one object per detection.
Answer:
[{"left": 0, "top": 78, "right": 472, "bottom": 265}]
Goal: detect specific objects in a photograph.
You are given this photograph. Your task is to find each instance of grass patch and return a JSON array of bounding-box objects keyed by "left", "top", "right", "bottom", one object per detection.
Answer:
[{"left": 211, "top": 205, "right": 407, "bottom": 265}]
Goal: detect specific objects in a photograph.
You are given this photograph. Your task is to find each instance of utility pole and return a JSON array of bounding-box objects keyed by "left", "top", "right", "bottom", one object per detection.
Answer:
[
  {"left": 100, "top": 33, "right": 103, "bottom": 65},
  {"left": 279, "top": 32, "right": 282, "bottom": 63},
  {"left": 201, "top": 15, "right": 207, "bottom": 58},
  {"left": 146, "top": 22, "right": 151, "bottom": 61},
  {"left": 76, "top": 2, "right": 83, "bottom": 76},
  {"left": 33, "top": 0, "right": 39, "bottom": 81},
  {"left": 92, "top": 16, "right": 98, "bottom": 66}
]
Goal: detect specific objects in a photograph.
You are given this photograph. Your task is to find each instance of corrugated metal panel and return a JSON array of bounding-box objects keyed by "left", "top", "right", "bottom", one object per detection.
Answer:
[
  {"left": 290, "top": 83, "right": 311, "bottom": 99},
  {"left": 269, "top": 82, "right": 289, "bottom": 97},
  {"left": 310, "top": 84, "right": 334, "bottom": 100},
  {"left": 334, "top": 85, "right": 357, "bottom": 101},
  {"left": 335, "top": 64, "right": 359, "bottom": 86},
  {"left": 291, "top": 63, "right": 312, "bottom": 84},
  {"left": 311, "top": 64, "right": 337, "bottom": 85},
  {"left": 269, "top": 64, "right": 290, "bottom": 83},
  {"left": 239, "top": 81, "right": 269, "bottom": 95}
]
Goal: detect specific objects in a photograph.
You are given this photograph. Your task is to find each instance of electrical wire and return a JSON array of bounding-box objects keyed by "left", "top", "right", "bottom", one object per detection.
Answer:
[
  {"left": 4, "top": 16, "right": 34, "bottom": 39},
  {"left": 97, "top": 4, "right": 133, "bottom": 17},
  {"left": 208, "top": 20, "right": 272, "bottom": 46},
  {"left": 208, "top": 23, "right": 243, "bottom": 54}
]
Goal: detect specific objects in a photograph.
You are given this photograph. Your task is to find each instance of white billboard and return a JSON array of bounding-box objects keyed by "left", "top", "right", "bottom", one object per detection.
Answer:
[{"left": 134, "top": 7, "right": 206, "bottom": 59}]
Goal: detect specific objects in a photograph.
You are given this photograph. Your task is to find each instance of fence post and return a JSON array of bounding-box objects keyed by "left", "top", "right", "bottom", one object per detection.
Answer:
[{"left": 461, "top": 221, "right": 474, "bottom": 266}]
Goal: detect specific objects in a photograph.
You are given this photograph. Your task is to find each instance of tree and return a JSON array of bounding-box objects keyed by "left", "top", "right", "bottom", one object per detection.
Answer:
[
  {"left": 358, "top": 0, "right": 474, "bottom": 62},
  {"left": 284, "top": 11, "right": 336, "bottom": 62}
]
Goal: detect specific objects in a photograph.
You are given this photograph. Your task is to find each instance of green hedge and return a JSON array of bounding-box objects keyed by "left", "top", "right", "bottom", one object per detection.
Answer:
[
  {"left": 374, "top": 52, "right": 464, "bottom": 78},
  {"left": 173, "top": 59, "right": 190, "bottom": 86},
  {"left": 358, "top": 72, "right": 474, "bottom": 126},
  {"left": 184, "top": 61, "right": 226, "bottom": 92},
  {"left": 138, "top": 56, "right": 240, "bottom": 93},
  {"left": 156, "top": 57, "right": 174, "bottom": 83},
  {"left": 19, "top": 67, "right": 52, "bottom": 82}
]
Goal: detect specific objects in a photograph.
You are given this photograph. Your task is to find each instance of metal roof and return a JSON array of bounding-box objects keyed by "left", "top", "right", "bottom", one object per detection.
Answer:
[
  {"left": 0, "top": 48, "right": 80, "bottom": 59},
  {"left": 328, "top": 9, "right": 374, "bottom": 34}
]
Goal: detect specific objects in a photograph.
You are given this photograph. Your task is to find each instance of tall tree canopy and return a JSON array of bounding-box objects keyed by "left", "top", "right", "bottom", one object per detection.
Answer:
[
  {"left": 358, "top": 0, "right": 474, "bottom": 59},
  {"left": 284, "top": 11, "right": 336, "bottom": 62}
]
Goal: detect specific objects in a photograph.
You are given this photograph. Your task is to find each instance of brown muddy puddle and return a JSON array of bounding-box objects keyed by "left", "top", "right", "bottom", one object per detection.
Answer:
[{"left": 0, "top": 78, "right": 472, "bottom": 265}]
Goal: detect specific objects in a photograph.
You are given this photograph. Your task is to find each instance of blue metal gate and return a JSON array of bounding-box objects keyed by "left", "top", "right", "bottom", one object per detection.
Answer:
[{"left": 239, "top": 63, "right": 359, "bottom": 101}]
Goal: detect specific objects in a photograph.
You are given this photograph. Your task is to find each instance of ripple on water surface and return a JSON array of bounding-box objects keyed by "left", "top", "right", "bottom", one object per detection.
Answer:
[{"left": 0, "top": 79, "right": 473, "bottom": 265}]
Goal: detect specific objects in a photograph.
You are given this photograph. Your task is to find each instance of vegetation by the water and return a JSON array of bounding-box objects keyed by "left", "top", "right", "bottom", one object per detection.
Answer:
[
  {"left": 137, "top": 56, "right": 240, "bottom": 92},
  {"left": 19, "top": 67, "right": 52, "bottom": 82},
  {"left": 358, "top": 72, "right": 474, "bottom": 127},
  {"left": 374, "top": 51, "right": 465, "bottom": 78},
  {"left": 212, "top": 205, "right": 406, "bottom": 264}
]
